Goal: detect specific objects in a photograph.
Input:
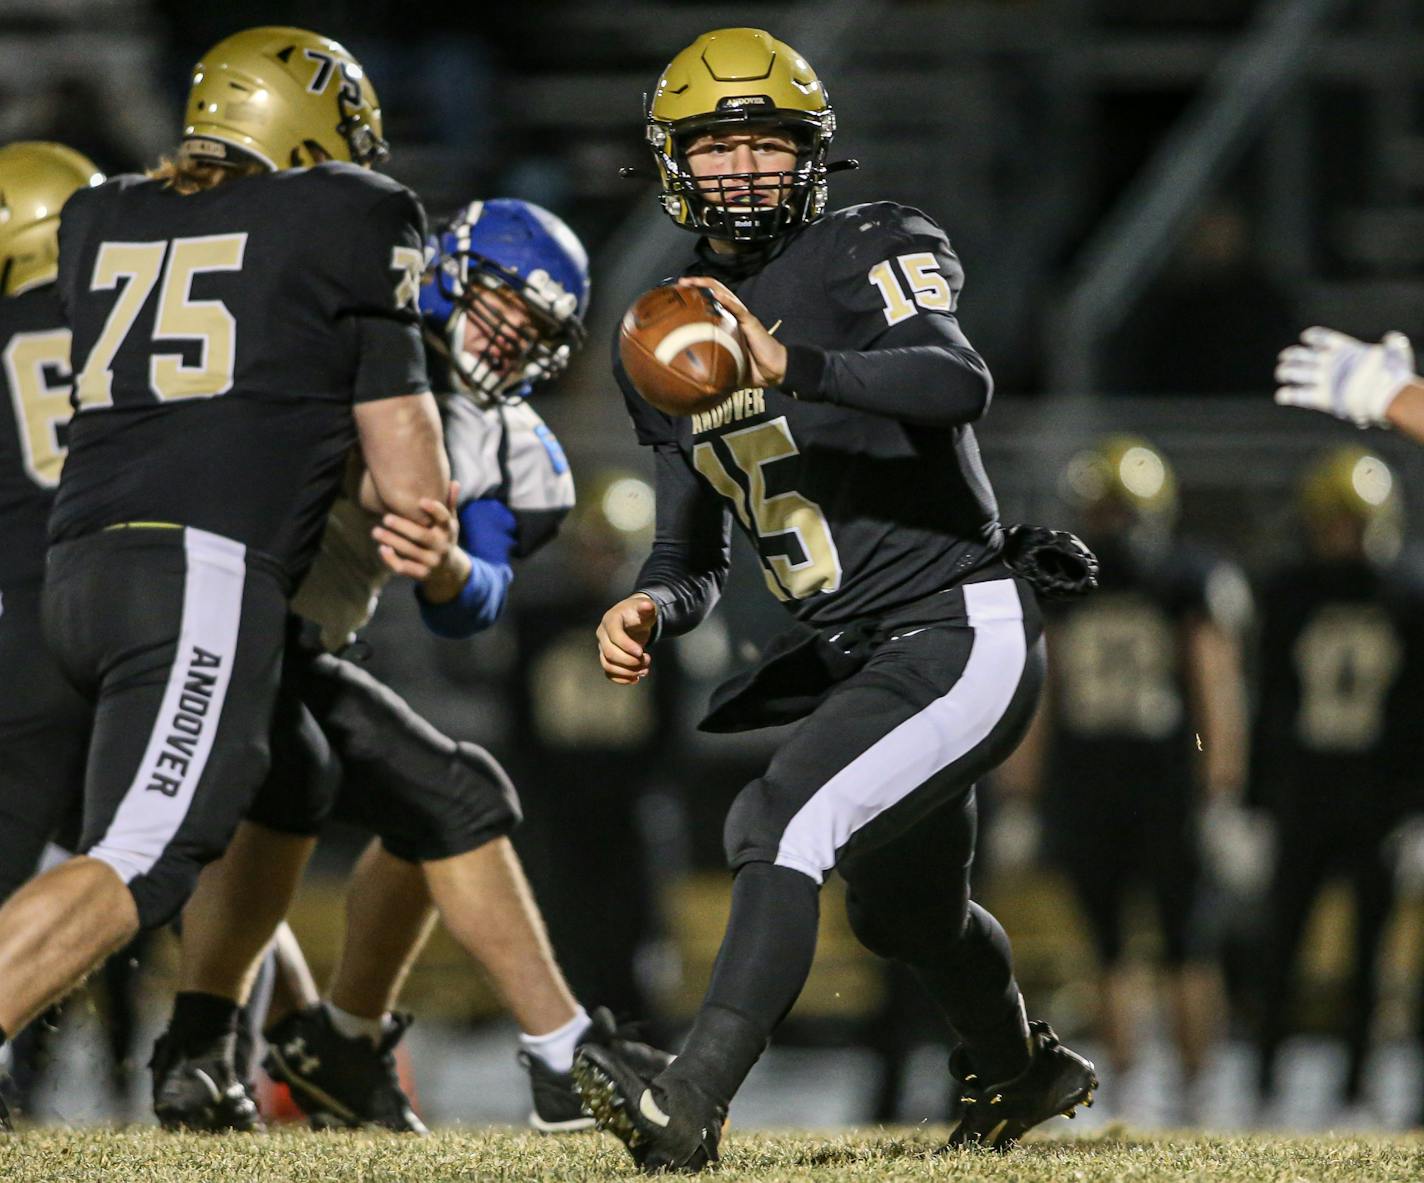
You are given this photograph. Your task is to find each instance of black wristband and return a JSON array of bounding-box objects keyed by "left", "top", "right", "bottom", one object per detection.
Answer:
[{"left": 781, "top": 343, "right": 828, "bottom": 401}]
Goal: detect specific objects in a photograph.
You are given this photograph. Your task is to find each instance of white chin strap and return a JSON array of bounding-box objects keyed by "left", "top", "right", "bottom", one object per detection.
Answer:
[{"left": 448, "top": 311, "right": 504, "bottom": 399}]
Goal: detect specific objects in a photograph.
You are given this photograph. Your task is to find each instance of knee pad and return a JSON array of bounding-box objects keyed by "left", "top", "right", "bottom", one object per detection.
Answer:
[
  {"left": 723, "top": 776, "right": 823, "bottom": 879},
  {"left": 452, "top": 741, "right": 523, "bottom": 833},
  {"left": 367, "top": 741, "right": 523, "bottom": 863},
  {"left": 843, "top": 885, "right": 971, "bottom": 966}
]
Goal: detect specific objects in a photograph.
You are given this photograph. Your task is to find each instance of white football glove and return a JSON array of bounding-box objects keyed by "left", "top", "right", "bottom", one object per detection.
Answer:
[{"left": 1274, "top": 326, "right": 1416, "bottom": 428}]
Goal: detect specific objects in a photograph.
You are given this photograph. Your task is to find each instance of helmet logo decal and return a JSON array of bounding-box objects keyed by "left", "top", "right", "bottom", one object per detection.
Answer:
[{"left": 716, "top": 95, "right": 773, "bottom": 111}]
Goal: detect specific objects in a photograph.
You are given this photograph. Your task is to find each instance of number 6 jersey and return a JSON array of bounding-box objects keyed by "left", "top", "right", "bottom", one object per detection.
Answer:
[
  {"left": 617, "top": 202, "right": 1001, "bottom": 632},
  {"left": 0, "top": 283, "right": 70, "bottom": 586},
  {"left": 50, "top": 162, "right": 429, "bottom": 585}
]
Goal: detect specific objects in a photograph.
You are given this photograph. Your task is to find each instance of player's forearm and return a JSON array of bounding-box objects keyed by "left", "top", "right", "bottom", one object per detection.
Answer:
[
  {"left": 1188, "top": 622, "right": 1248, "bottom": 799},
  {"left": 783, "top": 341, "right": 993, "bottom": 427},
  {"left": 1384, "top": 379, "right": 1424, "bottom": 443},
  {"left": 635, "top": 545, "right": 728, "bottom": 640},
  {"left": 417, "top": 555, "right": 512, "bottom": 638},
  {"left": 354, "top": 392, "right": 451, "bottom": 521}
]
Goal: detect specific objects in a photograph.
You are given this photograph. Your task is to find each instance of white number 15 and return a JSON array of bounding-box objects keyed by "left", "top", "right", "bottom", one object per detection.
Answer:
[{"left": 867, "top": 252, "right": 951, "bottom": 326}]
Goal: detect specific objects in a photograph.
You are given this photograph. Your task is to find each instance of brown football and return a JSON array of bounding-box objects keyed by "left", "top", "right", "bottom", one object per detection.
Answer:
[{"left": 619, "top": 285, "right": 749, "bottom": 416}]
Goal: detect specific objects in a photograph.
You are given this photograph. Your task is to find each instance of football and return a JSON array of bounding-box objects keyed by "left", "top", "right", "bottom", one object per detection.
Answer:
[{"left": 618, "top": 285, "right": 749, "bottom": 416}]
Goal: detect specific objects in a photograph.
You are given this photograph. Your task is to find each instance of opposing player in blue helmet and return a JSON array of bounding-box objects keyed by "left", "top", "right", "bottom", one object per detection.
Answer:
[
  {"left": 153, "top": 201, "right": 672, "bottom": 1136},
  {"left": 421, "top": 199, "right": 590, "bottom": 405}
]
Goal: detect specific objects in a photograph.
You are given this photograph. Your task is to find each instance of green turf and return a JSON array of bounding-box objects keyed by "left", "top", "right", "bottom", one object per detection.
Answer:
[{"left": 3, "top": 1126, "right": 1423, "bottom": 1182}]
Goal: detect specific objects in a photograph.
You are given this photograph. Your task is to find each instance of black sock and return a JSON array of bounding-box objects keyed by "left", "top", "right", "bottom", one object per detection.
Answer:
[
  {"left": 169, "top": 991, "right": 240, "bottom": 1055},
  {"left": 0, "top": 1022, "right": 7, "bottom": 1048},
  {"left": 661, "top": 863, "right": 820, "bottom": 1109},
  {"left": 912, "top": 903, "right": 1030, "bottom": 1082}
]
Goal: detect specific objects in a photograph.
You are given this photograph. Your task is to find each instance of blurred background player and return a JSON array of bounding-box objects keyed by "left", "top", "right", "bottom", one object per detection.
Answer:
[
  {"left": 997, "top": 435, "right": 1251, "bottom": 1118},
  {"left": 1250, "top": 447, "right": 1424, "bottom": 1118},
  {"left": 0, "top": 140, "right": 106, "bottom": 1132},
  {"left": 153, "top": 197, "right": 670, "bottom": 1135},
  {"left": 580, "top": 28, "right": 1097, "bottom": 1172}
]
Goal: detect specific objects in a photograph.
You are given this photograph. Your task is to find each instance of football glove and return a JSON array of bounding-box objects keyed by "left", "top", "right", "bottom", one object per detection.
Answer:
[
  {"left": 1003, "top": 525, "right": 1099, "bottom": 600},
  {"left": 1274, "top": 326, "right": 1416, "bottom": 428}
]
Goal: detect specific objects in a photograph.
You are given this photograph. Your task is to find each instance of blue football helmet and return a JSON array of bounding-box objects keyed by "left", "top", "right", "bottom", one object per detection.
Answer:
[{"left": 420, "top": 198, "right": 590, "bottom": 404}]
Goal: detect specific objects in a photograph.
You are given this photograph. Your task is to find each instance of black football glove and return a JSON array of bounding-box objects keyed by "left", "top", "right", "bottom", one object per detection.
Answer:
[{"left": 1003, "top": 524, "right": 1099, "bottom": 600}]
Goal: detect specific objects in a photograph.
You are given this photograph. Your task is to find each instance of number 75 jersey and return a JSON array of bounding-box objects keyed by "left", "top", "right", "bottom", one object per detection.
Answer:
[
  {"left": 50, "top": 163, "right": 429, "bottom": 585},
  {"left": 617, "top": 202, "right": 1001, "bottom": 626}
]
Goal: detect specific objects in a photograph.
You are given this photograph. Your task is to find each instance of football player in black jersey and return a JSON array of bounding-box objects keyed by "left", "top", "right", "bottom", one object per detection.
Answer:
[
  {"left": 575, "top": 29, "right": 1096, "bottom": 1171},
  {"left": 997, "top": 436, "right": 1251, "bottom": 1112},
  {"left": 0, "top": 140, "right": 106, "bottom": 1134},
  {"left": 1252, "top": 448, "right": 1424, "bottom": 1113},
  {"left": 0, "top": 27, "right": 449, "bottom": 1089},
  {"left": 0, "top": 142, "right": 101, "bottom": 914}
]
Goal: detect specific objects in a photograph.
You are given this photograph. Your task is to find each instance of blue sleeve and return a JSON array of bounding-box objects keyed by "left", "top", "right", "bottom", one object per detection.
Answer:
[{"left": 415, "top": 499, "right": 518, "bottom": 638}]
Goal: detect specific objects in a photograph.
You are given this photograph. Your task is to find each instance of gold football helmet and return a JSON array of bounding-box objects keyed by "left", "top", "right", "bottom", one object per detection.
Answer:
[
  {"left": 0, "top": 141, "right": 104, "bottom": 296},
  {"left": 1300, "top": 446, "right": 1398, "bottom": 526},
  {"left": 646, "top": 28, "right": 835, "bottom": 241},
  {"left": 182, "top": 26, "right": 387, "bottom": 170},
  {"left": 1063, "top": 434, "right": 1179, "bottom": 523}
]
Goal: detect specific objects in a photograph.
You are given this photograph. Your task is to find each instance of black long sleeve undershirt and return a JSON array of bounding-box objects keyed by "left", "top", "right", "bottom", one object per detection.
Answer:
[
  {"left": 781, "top": 312, "right": 993, "bottom": 428},
  {"left": 634, "top": 443, "right": 732, "bottom": 641}
]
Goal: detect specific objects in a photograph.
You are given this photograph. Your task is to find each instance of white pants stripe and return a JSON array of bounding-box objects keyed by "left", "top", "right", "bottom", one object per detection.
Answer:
[
  {"left": 89, "top": 528, "right": 247, "bottom": 884},
  {"left": 773, "top": 580, "right": 1028, "bottom": 884}
]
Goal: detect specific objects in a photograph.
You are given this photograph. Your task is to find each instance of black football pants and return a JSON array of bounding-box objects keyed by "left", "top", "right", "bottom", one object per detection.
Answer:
[{"left": 664, "top": 577, "right": 1044, "bottom": 1107}]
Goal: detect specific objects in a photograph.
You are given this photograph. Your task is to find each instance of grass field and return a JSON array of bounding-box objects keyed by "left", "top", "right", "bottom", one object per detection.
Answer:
[{"left": 3, "top": 1126, "right": 1424, "bottom": 1182}]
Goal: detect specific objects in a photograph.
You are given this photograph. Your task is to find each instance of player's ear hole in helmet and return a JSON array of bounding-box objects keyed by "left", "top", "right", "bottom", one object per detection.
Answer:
[
  {"left": 645, "top": 28, "right": 837, "bottom": 243},
  {"left": 157, "top": 25, "right": 387, "bottom": 192},
  {"left": 0, "top": 141, "right": 104, "bottom": 296},
  {"left": 419, "top": 199, "right": 589, "bottom": 406}
]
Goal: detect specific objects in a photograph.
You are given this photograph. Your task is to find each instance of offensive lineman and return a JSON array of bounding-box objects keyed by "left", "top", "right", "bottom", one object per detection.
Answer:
[
  {"left": 0, "top": 142, "right": 105, "bottom": 1131},
  {"left": 0, "top": 27, "right": 450, "bottom": 1131},
  {"left": 577, "top": 28, "right": 1097, "bottom": 1172},
  {"left": 0, "top": 142, "right": 101, "bottom": 916}
]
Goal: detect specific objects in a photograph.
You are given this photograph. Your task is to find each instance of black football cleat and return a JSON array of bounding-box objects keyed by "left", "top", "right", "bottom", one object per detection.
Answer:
[
  {"left": 150, "top": 1031, "right": 264, "bottom": 1133},
  {"left": 574, "top": 1042, "right": 721, "bottom": 1174},
  {"left": 1, "top": 1088, "right": 12, "bottom": 1135},
  {"left": 944, "top": 1020, "right": 1097, "bottom": 1151},
  {"left": 262, "top": 1005, "right": 426, "bottom": 1134},
  {"left": 523, "top": 1007, "right": 675, "bottom": 1134}
]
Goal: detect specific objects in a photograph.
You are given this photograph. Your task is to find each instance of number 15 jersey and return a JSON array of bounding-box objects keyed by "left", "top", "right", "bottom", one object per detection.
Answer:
[
  {"left": 619, "top": 202, "right": 1001, "bottom": 629},
  {"left": 50, "top": 162, "right": 429, "bottom": 585}
]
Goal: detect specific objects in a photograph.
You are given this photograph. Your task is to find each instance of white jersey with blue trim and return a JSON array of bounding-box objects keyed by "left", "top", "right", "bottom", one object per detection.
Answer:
[{"left": 291, "top": 395, "right": 575, "bottom": 651}]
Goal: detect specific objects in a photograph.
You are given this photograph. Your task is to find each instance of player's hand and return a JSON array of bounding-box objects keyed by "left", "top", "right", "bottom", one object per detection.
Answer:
[
  {"left": 374, "top": 481, "right": 472, "bottom": 599},
  {"left": 597, "top": 594, "right": 658, "bottom": 684},
  {"left": 1274, "top": 326, "right": 1416, "bottom": 428},
  {"left": 677, "top": 276, "right": 786, "bottom": 387}
]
